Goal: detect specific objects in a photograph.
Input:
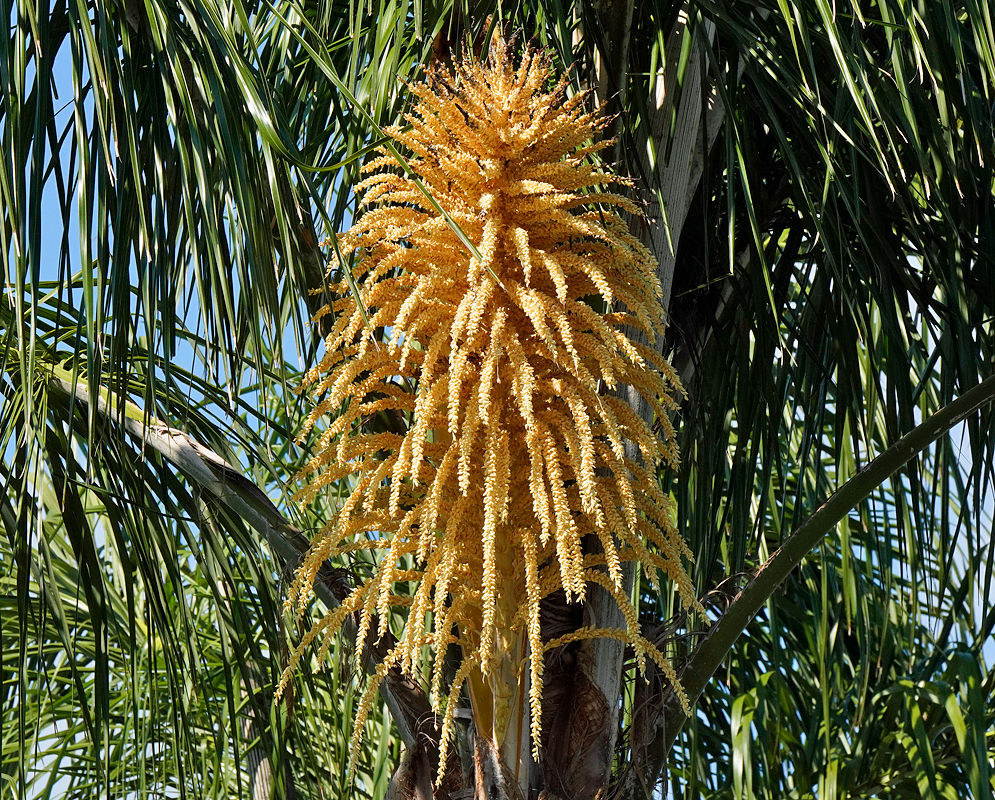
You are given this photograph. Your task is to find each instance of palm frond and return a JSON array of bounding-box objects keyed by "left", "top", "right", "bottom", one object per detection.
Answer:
[{"left": 1, "top": 0, "right": 448, "bottom": 793}]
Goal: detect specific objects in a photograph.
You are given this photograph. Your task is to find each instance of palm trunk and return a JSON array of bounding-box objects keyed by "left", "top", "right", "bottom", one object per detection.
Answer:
[{"left": 548, "top": 6, "right": 718, "bottom": 799}]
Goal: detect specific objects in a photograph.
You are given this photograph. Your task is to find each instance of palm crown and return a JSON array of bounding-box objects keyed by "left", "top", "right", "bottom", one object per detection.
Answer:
[{"left": 2, "top": 1, "right": 993, "bottom": 798}]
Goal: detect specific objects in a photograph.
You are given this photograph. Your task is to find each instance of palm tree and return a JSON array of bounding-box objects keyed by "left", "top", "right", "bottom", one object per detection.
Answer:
[{"left": 2, "top": 1, "right": 993, "bottom": 798}]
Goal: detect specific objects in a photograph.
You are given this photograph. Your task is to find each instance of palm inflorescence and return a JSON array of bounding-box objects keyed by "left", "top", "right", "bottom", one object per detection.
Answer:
[{"left": 281, "top": 35, "right": 699, "bottom": 772}]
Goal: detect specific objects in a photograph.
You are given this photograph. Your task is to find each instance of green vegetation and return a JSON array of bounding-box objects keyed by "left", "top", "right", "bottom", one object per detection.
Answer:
[{"left": 1, "top": 1, "right": 993, "bottom": 798}]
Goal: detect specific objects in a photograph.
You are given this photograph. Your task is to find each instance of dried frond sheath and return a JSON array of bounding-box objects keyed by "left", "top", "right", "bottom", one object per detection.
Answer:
[{"left": 280, "top": 33, "right": 700, "bottom": 777}]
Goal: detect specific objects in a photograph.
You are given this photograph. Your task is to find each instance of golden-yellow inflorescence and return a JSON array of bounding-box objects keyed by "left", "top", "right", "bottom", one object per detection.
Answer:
[{"left": 280, "top": 35, "right": 699, "bottom": 774}]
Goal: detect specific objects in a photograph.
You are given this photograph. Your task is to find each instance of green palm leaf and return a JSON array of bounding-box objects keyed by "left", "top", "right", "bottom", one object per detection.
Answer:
[{"left": 3, "top": 0, "right": 994, "bottom": 797}]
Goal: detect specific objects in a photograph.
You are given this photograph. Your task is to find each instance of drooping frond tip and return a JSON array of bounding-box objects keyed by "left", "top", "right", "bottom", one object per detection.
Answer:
[{"left": 279, "top": 32, "right": 701, "bottom": 776}]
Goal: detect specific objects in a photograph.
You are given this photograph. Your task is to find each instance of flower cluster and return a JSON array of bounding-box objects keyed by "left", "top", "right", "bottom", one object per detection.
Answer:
[{"left": 280, "top": 35, "right": 698, "bottom": 773}]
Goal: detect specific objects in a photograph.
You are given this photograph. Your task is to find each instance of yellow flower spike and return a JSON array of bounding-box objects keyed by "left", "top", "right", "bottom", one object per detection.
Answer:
[{"left": 280, "top": 32, "right": 701, "bottom": 782}]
